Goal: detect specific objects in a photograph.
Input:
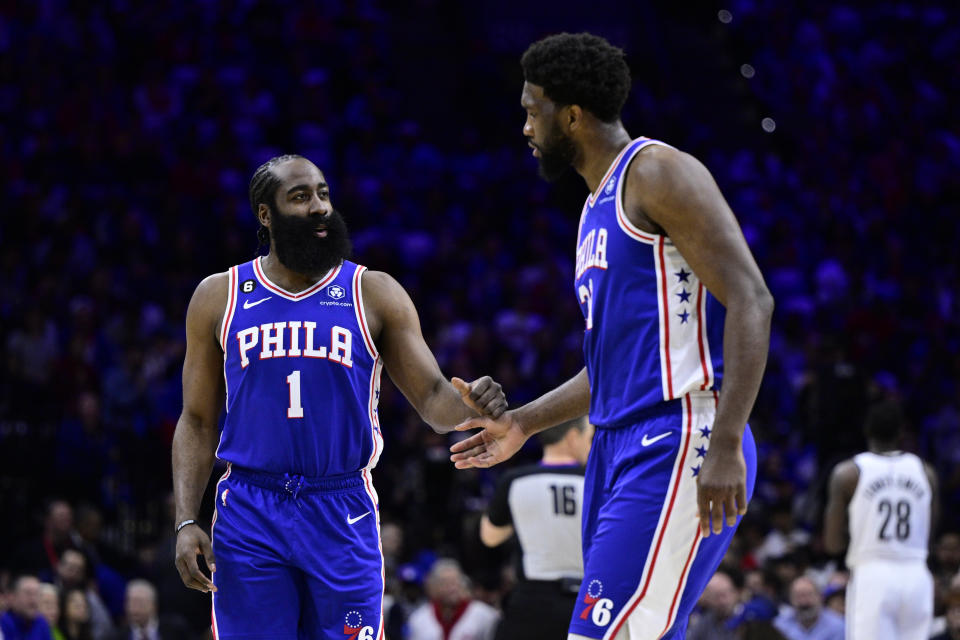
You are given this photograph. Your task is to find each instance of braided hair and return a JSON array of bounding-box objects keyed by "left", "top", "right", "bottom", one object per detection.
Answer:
[{"left": 248, "top": 154, "right": 306, "bottom": 257}]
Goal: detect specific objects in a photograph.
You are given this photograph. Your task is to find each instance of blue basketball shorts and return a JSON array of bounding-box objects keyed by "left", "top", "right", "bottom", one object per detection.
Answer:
[
  {"left": 568, "top": 392, "right": 757, "bottom": 640},
  {"left": 210, "top": 464, "right": 384, "bottom": 640}
]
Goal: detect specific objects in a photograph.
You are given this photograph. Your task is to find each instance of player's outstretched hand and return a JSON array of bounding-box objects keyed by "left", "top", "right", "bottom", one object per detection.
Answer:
[
  {"left": 449, "top": 410, "right": 527, "bottom": 469},
  {"left": 451, "top": 376, "right": 507, "bottom": 419},
  {"left": 175, "top": 524, "right": 217, "bottom": 593},
  {"left": 695, "top": 444, "right": 748, "bottom": 537}
]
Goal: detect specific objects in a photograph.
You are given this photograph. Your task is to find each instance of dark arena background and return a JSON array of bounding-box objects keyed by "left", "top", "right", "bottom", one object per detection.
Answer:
[{"left": 2, "top": 1, "right": 959, "bottom": 639}]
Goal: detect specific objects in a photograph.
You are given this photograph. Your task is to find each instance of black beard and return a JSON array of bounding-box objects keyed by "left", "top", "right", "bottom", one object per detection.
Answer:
[
  {"left": 270, "top": 207, "right": 352, "bottom": 275},
  {"left": 536, "top": 128, "right": 577, "bottom": 182}
]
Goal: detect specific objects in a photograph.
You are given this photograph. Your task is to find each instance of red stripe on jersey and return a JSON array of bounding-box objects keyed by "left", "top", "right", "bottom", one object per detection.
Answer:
[
  {"left": 220, "top": 266, "right": 237, "bottom": 351},
  {"left": 658, "top": 529, "right": 702, "bottom": 638},
  {"left": 616, "top": 198, "right": 658, "bottom": 243},
  {"left": 353, "top": 267, "right": 378, "bottom": 358},
  {"left": 608, "top": 394, "right": 693, "bottom": 638},
  {"left": 696, "top": 283, "right": 710, "bottom": 390},
  {"left": 658, "top": 238, "right": 674, "bottom": 398},
  {"left": 588, "top": 139, "right": 643, "bottom": 207},
  {"left": 252, "top": 257, "right": 340, "bottom": 300}
]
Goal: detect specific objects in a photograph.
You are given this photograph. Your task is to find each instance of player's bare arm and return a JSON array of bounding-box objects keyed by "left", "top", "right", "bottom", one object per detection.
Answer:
[
  {"left": 924, "top": 461, "right": 940, "bottom": 544},
  {"left": 626, "top": 145, "right": 774, "bottom": 536},
  {"left": 824, "top": 459, "right": 859, "bottom": 555},
  {"left": 361, "top": 269, "right": 506, "bottom": 433},
  {"left": 449, "top": 368, "right": 590, "bottom": 469},
  {"left": 479, "top": 516, "right": 515, "bottom": 547},
  {"left": 172, "top": 272, "right": 228, "bottom": 593}
]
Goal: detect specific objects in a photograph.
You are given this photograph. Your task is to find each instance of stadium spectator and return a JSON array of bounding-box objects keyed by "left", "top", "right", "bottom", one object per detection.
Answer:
[
  {"left": 774, "top": 576, "right": 844, "bottom": 640},
  {"left": 58, "top": 589, "right": 91, "bottom": 640},
  {"left": 51, "top": 553, "right": 111, "bottom": 640},
  {"left": 107, "top": 580, "right": 190, "bottom": 640},
  {"left": 406, "top": 559, "right": 499, "bottom": 640},
  {"left": 0, "top": 575, "right": 53, "bottom": 640},
  {"left": 688, "top": 570, "right": 741, "bottom": 640},
  {"left": 36, "top": 584, "right": 63, "bottom": 640}
]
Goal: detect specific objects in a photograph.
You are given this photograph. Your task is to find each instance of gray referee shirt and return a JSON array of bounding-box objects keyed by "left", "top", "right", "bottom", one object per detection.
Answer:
[{"left": 487, "top": 463, "right": 586, "bottom": 581}]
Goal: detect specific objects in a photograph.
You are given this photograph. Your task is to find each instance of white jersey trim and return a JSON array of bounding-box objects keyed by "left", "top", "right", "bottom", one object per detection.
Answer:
[
  {"left": 353, "top": 265, "right": 379, "bottom": 360},
  {"left": 220, "top": 266, "right": 239, "bottom": 412},
  {"left": 252, "top": 256, "right": 342, "bottom": 301},
  {"left": 210, "top": 462, "right": 232, "bottom": 640},
  {"left": 360, "top": 354, "right": 386, "bottom": 640},
  {"left": 605, "top": 393, "right": 712, "bottom": 639},
  {"left": 613, "top": 138, "right": 674, "bottom": 246},
  {"left": 654, "top": 238, "right": 714, "bottom": 401},
  {"left": 587, "top": 141, "right": 637, "bottom": 208},
  {"left": 220, "top": 266, "right": 239, "bottom": 352}
]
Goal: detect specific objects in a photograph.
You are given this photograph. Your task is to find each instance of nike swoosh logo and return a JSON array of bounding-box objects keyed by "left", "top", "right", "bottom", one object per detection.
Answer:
[
  {"left": 641, "top": 432, "right": 671, "bottom": 447},
  {"left": 347, "top": 511, "right": 371, "bottom": 525},
  {"left": 243, "top": 296, "right": 272, "bottom": 309}
]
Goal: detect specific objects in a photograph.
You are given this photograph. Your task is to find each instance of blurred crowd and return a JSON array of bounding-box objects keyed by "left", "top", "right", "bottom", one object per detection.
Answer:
[{"left": 1, "top": 0, "right": 958, "bottom": 639}]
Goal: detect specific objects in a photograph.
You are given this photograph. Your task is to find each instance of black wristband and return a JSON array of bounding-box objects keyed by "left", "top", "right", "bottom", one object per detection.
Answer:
[{"left": 176, "top": 519, "right": 198, "bottom": 534}]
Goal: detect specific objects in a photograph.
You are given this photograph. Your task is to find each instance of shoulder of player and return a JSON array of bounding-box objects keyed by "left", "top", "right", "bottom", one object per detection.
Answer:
[
  {"left": 187, "top": 271, "right": 230, "bottom": 332},
  {"left": 359, "top": 269, "right": 413, "bottom": 317},
  {"left": 828, "top": 458, "right": 860, "bottom": 496},
  {"left": 625, "top": 144, "right": 707, "bottom": 203},
  {"left": 359, "top": 269, "right": 402, "bottom": 298}
]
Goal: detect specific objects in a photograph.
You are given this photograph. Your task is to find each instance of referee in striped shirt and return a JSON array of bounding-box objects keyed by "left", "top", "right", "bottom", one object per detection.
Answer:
[{"left": 481, "top": 416, "right": 594, "bottom": 640}]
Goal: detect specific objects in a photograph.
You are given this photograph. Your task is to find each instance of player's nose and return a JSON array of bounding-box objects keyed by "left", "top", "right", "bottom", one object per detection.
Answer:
[{"left": 309, "top": 193, "right": 331, "bottom": 216}]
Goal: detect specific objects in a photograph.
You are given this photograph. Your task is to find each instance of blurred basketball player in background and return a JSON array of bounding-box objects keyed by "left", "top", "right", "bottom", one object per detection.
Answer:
[
  {"left": 825, "top": 398, "right": 938, "bottom": 640},
  {"left": 452, "top": 32, "right": 773, "bottom": 639},
  {"left": 481, "top": 416, "right": 593, "bottom": 639}
]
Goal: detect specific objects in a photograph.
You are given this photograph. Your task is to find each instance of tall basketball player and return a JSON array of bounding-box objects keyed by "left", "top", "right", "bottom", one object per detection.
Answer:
[
  {"left": 825, "top": 399, "right": 939, "bottom": 640},
  {"left": 450, "top": 33, "right": 773, "bottom": 639},
  {"left": 172, "top": 155, "right": 506, "bottom": 639}
]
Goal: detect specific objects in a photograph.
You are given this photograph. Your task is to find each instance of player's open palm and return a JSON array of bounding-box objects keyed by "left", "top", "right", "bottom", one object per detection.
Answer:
[
  {"left": 449, "top": 411, "right": 527, "bottom": 469},
  {"left": 175, "top": 525, "right": 217, "bottom": 593},
  {"left": 696, "top": 446, "right": 748, "bottom": 537}
]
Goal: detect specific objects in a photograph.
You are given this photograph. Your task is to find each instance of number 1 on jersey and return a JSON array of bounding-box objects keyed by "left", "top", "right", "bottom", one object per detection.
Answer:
[{"left": 287, "top": 370, "right": 304, "bottom": 418}]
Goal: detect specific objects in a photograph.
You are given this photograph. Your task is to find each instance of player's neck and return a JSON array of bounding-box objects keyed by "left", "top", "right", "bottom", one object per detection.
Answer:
[
  {"left": 260, "top": 253, "right": 330, "bottom": 293},
  {"left": 574, "top": 122, "right": 632, "bottom": 194},
  {"left": 868, "top": 439, "right": 901, "bottom": 454}
]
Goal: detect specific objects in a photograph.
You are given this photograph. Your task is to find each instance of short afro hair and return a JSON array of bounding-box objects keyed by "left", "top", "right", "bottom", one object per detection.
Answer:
[
  {"left": 521, "top": 32, "right": 631, "bottom": 123},
  {"left": 864, "top": 398, "right": 904, "bottom": 443}
]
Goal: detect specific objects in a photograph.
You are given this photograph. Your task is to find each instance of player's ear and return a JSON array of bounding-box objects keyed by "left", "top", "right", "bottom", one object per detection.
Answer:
[
  {"left": 257, "top": 203, "right": 271, "bottom": 228},
  {"left": 566, "top": 104, "right": 583, "bottom": 132}
]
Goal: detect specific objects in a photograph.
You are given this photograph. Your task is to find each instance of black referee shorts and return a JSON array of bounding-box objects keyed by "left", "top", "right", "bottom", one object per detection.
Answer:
[{"left": 495, "top": 580, "right": 580, "bottom": 640}]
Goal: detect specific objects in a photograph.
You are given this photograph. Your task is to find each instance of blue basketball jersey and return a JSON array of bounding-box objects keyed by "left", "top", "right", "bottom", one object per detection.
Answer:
[
  {"left": 217, "top": 258, "right": 383, "bottom": 482},
  {"left": 575, "top": 138, "right": 725, "bottom": 428}
]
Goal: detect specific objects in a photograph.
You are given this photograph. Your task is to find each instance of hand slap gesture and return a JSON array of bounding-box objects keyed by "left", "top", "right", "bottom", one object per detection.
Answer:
[
  {"left": 448, "top": 410, "right": 527, "bottom": 469},
  {"left": 451, "top": 376, "right": 507, "bottom": 419}
]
